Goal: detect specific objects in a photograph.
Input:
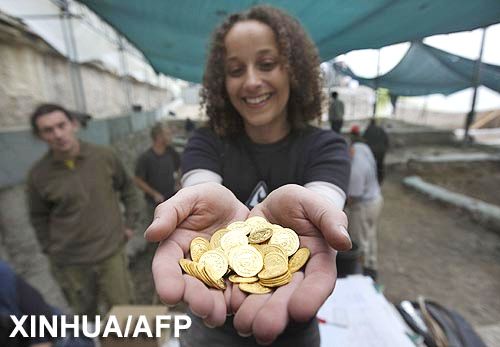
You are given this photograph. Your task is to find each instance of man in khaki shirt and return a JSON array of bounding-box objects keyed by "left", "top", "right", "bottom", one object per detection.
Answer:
[{"left": 27, "top": 103, "right": 140, "bottom": 316}]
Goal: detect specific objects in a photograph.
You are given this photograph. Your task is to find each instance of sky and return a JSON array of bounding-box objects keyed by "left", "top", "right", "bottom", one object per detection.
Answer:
[{"left": 335, "top": 24, "right": 500, "bottom": 113}]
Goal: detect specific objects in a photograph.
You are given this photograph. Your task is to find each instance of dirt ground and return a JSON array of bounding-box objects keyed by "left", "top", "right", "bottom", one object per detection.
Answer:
[
  {"left": 130, "top": 242, "right": 157, "bottom": 305},
  {"left": 129, "top": 152, "right": 500, "bottom": 342},
  {"left": 410, "top": 160, "right": 500, "bottom": 206},
  {"left": 379, "top": 166, "right": 500, "bottom": 328}
]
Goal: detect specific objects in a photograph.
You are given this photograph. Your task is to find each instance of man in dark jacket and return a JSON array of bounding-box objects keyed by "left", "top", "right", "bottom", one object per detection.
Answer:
[{"left": 363, "top": 118, "right": 389, "bottom": 184}]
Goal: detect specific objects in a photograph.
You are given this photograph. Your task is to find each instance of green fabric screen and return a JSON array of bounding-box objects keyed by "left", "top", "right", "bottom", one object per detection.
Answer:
[
  {"left": 333, "top": 42, "right": 500, "bottom": 96},
  {"left": 77, "top": 0, "right": 500, "bottom": 83}
]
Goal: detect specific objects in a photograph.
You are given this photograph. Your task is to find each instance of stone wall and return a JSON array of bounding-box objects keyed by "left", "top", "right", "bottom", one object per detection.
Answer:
[{"left": 0, "top": 17, "right": 171, "bottom": 129}]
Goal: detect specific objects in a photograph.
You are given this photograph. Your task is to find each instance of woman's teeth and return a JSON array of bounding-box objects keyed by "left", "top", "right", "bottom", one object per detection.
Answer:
[{"left": 245, "top": 93, "right": 272, "bottom": 104}]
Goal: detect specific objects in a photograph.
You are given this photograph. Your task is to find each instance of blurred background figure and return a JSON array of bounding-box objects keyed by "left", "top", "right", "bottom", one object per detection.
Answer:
[
  {"left": 363, "top": 118, "right": 389, "bottom": 184},
  {"left": 27, "top": 103, "right": 139, "bottom": 317},
  {"left": 135, "top": 123, "right": 180, "bottom": 223},
  {"left": 184, "top": 117, "right": 196, "bottom": 136},
  {"left": 0, "top": 260, "right": 94, "bottom": 347},
  {"left": 328, "top": 91, "right": 345, "bottom": 133},
  {"left": 347, "top": 134, "right": 384, "bottom": 281}
]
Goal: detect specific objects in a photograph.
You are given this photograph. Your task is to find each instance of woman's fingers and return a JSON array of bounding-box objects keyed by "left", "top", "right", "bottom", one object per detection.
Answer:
[
  {"left": 233, "top": 293, "right": 271, "bottom": 336},
  {"left": 252, "top": 273, "right": 303, "bottom": 345},
  {"left": 288, "top": 251, "right": 337, "bottom": 322},
  {"left": 230, "top": 283, "right": 247, "bottom": 314},
  {"left": 203, "top": 289, "right": 228, "bottom": 327},
  {"left": 151, "top": 240, "right": 185, "bottom": 305},
  {"left": 144, "top": 188, "right": 197, "bottom": 242},
  {"left": 183, "top": 275, "right": 214, "bottom": 319}
]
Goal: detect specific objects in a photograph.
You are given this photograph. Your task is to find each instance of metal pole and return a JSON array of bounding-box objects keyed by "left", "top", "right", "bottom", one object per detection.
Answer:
[
  {"left": 118, "top": 36, "right": 132, "bottom": 111},
  {"left": 60, "top": 0, "right": 87, "bottom": 112},
  {"left": 420, "top": 96, "right": 429, "bottom": 125},
  {"left": 373, "top": 49, "right": 381, "bottom": 117},
  {"left": 144, "top": 64, "right": 151, "bottom": 109},
  {"left": 464, "top": 27, "right": 487, "bottom": 143}
]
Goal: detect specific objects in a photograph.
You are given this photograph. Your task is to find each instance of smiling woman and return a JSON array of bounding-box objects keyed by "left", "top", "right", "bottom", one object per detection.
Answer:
[
  {"left": 145, "top": 5, "right": 352, "bottom": 347},
  {"left": 223, "top": 20, "right": 291, "bottom": 144},
  {"left": 202, "top": 5, "right": 323, "bottom": 140}
]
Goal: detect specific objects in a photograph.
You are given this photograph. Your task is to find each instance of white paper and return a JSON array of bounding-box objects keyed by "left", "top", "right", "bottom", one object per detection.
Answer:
[{"left": 318, "top": 275, "right": 415, "bottom": 347}]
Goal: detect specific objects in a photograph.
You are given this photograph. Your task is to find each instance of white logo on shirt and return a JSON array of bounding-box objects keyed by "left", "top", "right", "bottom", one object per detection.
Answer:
[{"left": 245, "top": 181, "right": 268, "bottom": 209}]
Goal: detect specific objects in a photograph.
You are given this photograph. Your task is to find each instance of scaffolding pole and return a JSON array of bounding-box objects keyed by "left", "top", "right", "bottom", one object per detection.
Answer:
[
  {"left": 373, "top": 49, "right": 381, "bottom": 117},
  {"left": 118, "top": 36, "right": 132, "bottom": 111},
  {"left": 464, "top": 28, "right": 487, "bottom": 143},
  {"left": 60, "top": 0, "right": 87, "bottom": 112}
]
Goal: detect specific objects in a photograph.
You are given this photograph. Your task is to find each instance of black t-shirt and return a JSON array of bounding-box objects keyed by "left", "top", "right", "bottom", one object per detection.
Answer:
[
  {"left": 182, "top": 126, "right": 350, "bottom": 207},
  {"left": 135, "top": 147, "right": 180, "bottom": 203}
]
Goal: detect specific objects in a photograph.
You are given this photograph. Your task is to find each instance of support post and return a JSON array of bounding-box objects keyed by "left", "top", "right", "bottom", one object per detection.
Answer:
[
  {"left": 373, "top": 49, "right": 381, "bottom": 117},
  {"left": 464, "top": 28, "right": 487, "bottom": 143},
  {"left": 60, "top": 0, "right": 86, "bottom": 112},
  {"left": 118, "top": 36, "right": 132, "bottom": 111}
]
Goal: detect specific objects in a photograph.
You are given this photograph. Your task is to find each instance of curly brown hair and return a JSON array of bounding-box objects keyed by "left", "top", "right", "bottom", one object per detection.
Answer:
[{"left": 201, "top": 5, "right": 323, "bottom": 137}]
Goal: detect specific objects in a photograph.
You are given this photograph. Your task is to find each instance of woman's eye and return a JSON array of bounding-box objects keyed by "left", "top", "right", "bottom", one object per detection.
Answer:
[
  {"left": 227, "top": 67, "right": 243, "bottom": 77},
  {"left": 260, "top": 61, "right": 276, "bottom": 71}
]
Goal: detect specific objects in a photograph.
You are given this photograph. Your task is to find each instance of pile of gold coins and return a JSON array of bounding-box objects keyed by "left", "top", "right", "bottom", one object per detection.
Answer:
[{"left": 179, "top": 216, "right": 310, "bottom": 294}]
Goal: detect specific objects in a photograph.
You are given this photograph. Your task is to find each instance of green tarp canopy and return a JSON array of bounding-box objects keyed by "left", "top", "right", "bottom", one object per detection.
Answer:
[
  {"left": 77, "top": 0, "right": 500, "bottom": 83},
  {"left": 333, "top": 42, "right": 500, "bottom": 96}
]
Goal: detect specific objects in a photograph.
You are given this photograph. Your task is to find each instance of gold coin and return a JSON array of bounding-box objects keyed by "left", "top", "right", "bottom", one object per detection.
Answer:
[
  {"left": 260, "top": 269, "right": 291, "bottom": 281},
  {"left": 245, "top": 216, "right": 268, "bottom": 225},
  {"left": 210, "top": 228, "right": 229, "bottom": 249},
  {"left": 220, "top": 230, "right": 248, "bottom": 252},
  {"left": 259, "top": 244, "right": 286, "bottom": 258},
  {"left": 248, "top": 227, "right": 273, "bottom": 244},
  {"left": 179, "top": 258, "right": 195, "bottom": 276},
  {"left": 226, "top": 246, "right": 239, "bottom": 269},
  {"left": 245, "top": 217, "right": 272, "bottom": 234},
  {"left": 190, "top": 237, "right": 209, "bottom": 262},
  {"left": 230, "top": 245, "right": 263, "bottom": 277},
  {"left": 239, "top": 282, "right": 272, "bottom": 295},
  {"left": 198, "top": 250, "right": 228, "bottom": 279},
  {"left": 258, "top": 252, "right": 288, "bottom": 279},
  {"left": 250, "top": 243, "right": 263, "bottom": 253},
  {"left": 263, "top": 251, "right": 288, "bottom": 269},
  {"left": 187, "top": 261, "right": 207, "bottom": 285},
  {"left": 182, "top": 220, "right": 305, "bottom": 292},
  {"left": 288, "top": 248, "right": 310, "bottom": 273},
  {"left": 226, "top": 221, "right": 252, "bottom": 235},
  {"left": 201, "top": 264, "right": 227, "bottom": 290},
  {"left": 258, "top": 266, "right": 288, "bottom": 280},
  {"left": 228, "top": 274, "right": 258, "bottom": 283},
  {"left": 214, "top": 277, "right": 227, "bottom": 290},
  {"left": 269, "top": 228, "right": 300, "bottom": 256},
  {"left": 194, "top": 263, "right": 213, "bottom": 286},
  {"left": 259, "top": 270, "right": 292, "bottom": 287},
  {"left": 227, "top": 221, "right": 248, "bottom": 229}
]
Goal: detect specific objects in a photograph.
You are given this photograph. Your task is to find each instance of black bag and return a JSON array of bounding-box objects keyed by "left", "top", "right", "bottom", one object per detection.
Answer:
[{"left": 396, "top": 299, "right": 486, "bottom": 347}]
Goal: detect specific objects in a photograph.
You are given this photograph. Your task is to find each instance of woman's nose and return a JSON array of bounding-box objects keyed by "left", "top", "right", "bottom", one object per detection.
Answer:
[{"left": 244, "top": 67, "right": 262, "bottom": 90}]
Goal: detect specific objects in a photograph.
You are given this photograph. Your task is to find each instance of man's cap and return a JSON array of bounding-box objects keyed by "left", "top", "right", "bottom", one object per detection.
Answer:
[{"left": 350, "top": 124, "right": 361, "bottom": 136}]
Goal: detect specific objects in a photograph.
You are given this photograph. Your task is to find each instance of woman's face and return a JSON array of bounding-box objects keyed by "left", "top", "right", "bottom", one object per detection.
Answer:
[{"left": 224, "top": 20, "right": 290, "bottom": 130}]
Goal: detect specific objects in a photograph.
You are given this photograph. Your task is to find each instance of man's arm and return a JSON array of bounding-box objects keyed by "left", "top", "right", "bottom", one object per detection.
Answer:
[
  {"left": 173, "top": 148, "right": 182, "bottom": 191},
  {"left": 112, "top": 153, "right": 141, "bottom": 229},
  {"left": 134, "top": 176, "right": 165, "bottom": 203},
  {"left": 26, "top": 178, "right": 51, "bottom": 253}
]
